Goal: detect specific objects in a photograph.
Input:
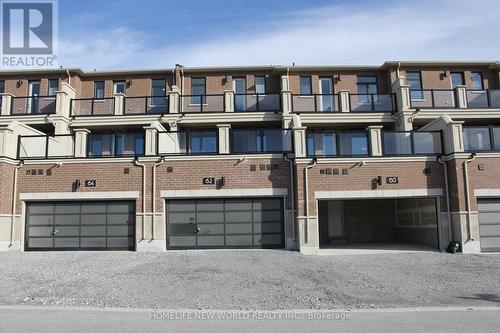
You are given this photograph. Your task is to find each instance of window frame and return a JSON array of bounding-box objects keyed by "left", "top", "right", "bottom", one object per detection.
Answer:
[
  {"left": 254, "top": 76, "right": 266, "bottom": 94},
  {"left": 406, "top": 71, "right": 424, "bottom": 100},
  {"left": 47, "top": 79, "right": 58, "bottom": 97},
  {"left": 88, "top": 132, "right": 145, "bottom": 157},
  {"left": 113, "top": 80, "right": 126, "bottom": 95},
  {"left": 299, "top": 76, "right": 312, "bottom": 95},
  {"left": 190, "top": 77, "right": 206, "bottom": 104},
  {"left": 471, "top": 72, "right": 484, "bottom": 90},
  {"left": 94, "top": 81, "right": 105, "bottom": 99},
  {"left": 450, "top": 71, "right": 465, "bottom": 89}
]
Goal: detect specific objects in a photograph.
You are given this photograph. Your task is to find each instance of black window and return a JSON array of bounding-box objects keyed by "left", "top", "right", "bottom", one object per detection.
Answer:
[
  {"left": 300, "top": 76, "right": 312, "bottom": 95},
  {"left": 471, "top": 72, "right": 484, "bottom": 90},
  {"left": 151, "top": 79, "right": 167, "bottom": 106},
  {"left": 189, "top": 130, "right": 218, "bottom": 154},
  {"left": 407, "top": 71, "right": 423, "bottom": 100},
  {"left": 94, "top": 81, "right": 105, "bottom": 99},
  {"left": 357, "top": 75, "right": 378, "bottom": 94},
  {"left": 255, "top": 76, "right": 266, "bottom": 94},
  {"left": 451, "top": 72, "right": 465, "bottom": 88},
  {"left": 48, "top": 79, "right": 58, "bottom": 96},
  {"left": 191, "top": 78, "right": 206, "bottom": 104}
]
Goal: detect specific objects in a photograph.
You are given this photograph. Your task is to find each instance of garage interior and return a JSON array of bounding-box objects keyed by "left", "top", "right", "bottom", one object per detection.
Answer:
[{"left": 318, "top": 198, "right": 439, "bottom": 252}]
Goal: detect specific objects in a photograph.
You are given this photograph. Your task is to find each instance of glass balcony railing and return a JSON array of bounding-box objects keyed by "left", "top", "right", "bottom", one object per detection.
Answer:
[
  {"left": 70, "top": 98, "right": 115, "bottom": 116},
  {"left": 17, "top": 135, "right": 74, "bottom": 159},
  {"left": 349, "top": 94, "right": 395, "bottom": 112},
  {"left": 234, "top": 93, "right": 281, "bottom": 112},
  {"left": 180, "top": 94, "right": 225, "bottom": 113},
  {"left": 10, "top": 96, "right": 56, "bottom": 115},
  {"left": 291, "top": 94, "right": 339, "bottom": 113},
  {"left": 466, "top": 89, "right": 500, "bottom": 109},
  {"left": 382, "top": 131, "right": 443, "bottom": 156},
  {"left": 157, "top": 130, "right": 219, "bottom": 156},
  {"left": 409, "top": 89, "right": 456, "bottom": 109},
  {"left": 230, "top": 129, "right": 293, "bottom": 154},
  {"left": 463, "top": 126, "right": 500, "bottom": 152},
  {"left": 123, "top": 96, "right": 169, "bottom": 114},
  {"left": 306, "top": 130, "right": 369, "bottom": 157}
]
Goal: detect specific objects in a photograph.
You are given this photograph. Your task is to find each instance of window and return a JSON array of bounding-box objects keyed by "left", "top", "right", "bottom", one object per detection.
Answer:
[
  {"left": 151, "top": 79, "right": 167, "bottom": 106},
  {"left": 191, "top": 78, "right": 206, "bottom": 104},
  {"left": 0, "top": 80, "right": 4, "bottom": 107},
  {"left": 94, "top": 81, "right": 105, "bottom": 99},
  {"left": 300, "top": 76, "right": 312, "bottom": 95},
  {"left": 406, "top": 71, "right": 423, "bottom": 100},
  {"left": 113, "top": 81, "right": 126, "bottom": 95},
  {"left": 306, "top": 131, "right": 368, "bottom": 156},
  {"left": 463, "top": 127, "right": 491, "bottom": 151},
  {"left": 255, "top": 76, "right": 266, "bottom": 94},
  {"left": 451, "top": 72, "right": 465, "bottom": 88},
  {"left": 471, "top": 72, "right": 484, "bottom": 90},
  {"left": 231, "top": 129, "right": 291, "bottom": 153},
  {"left": 189, "top": 130, "right": 218, "bottom": 154},
  {"left": 89, "top": 133, "right": 145, "bottom": 157},
  {"left": 357, "top": 75, "right": 377, "bottom": 103},
  {"left": 48, "top": 79, "right": 58, "bottom": 96}
]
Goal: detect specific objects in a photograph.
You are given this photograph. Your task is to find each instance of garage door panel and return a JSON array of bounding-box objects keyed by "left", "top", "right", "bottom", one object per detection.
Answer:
[
  {"left": 225, "top": 201, "right": 252, "bottom": 211},
  {"left": 55, "top": 226, "right": 79, "bottom": 237},
  {"left": 225, "top": 223, "right": 252, "bottom": 234},
  {"left": 170, "top": 223, "right": 196, "bottom": 235},
  {"left": 253, "top": 211, "right": 282, "bottom": 223},
  {"left": 255, "top": 222, "right": 282, "bottom": 234},
  {"left": 196, "top": 201, "right": 223, "bottom": 211},
  {"left": 28, "top": 204, "right": 53, "bottom": 214},
  {"left": 54, "top": 215, "right": 80, "bottom": 225},
  {"left": 226, "top": 235, "right": 253, "bottom": 246},
  {"left": 168, "top": 201, "right": 196, "bottom": 212},
  {"left": 478, "top": 201, "right": 500, "bottom": 211},
  {"left": 479, "top": 237, "right": 500, "bottom": 249},
  {"left": 28, "top": 226, "right": 53, "bottom": 237},
  {"left": 255, "top": 234, "right": 282, "bottom": 246},
  {"left": 28, "top": 238, "right": 53, "bottom": 248},
  {"left": 197, "top": 236, "right": 225, "bottom": 247},
  {"left": 26, "top": 201, "right": 135, "bottom": 251},
  {"left": 198, "top": 224, "right": 224, "bottom": 235},
  {"left": 107, "top": 225, "right": 134, "bottom": 236},
  {"left": 80, "top": 237, "right": 106, "bottom": 248},
  {"left": 480, "top": 225, "right": 500, "bottom": 237},
  {"left": 196, "top": 212, "right": 223, "bottom": 223},
  {"left": 254, "top": 199, "right": 281, "bottom": 210},
  {"left": 81, "top": 226, "right": 106, "bottom": 236},
  {"left": 169, "top": 236, "right": 196, "bottom": 247},
  {"left": 54, "top": 203, "right": 80, "bottom": 214},
  {"left": 81, "top": 214, "right": 106, "bottom": 225},
  {"left": 107, "top": 237, "right": 134, "bottom": 248},
  {"left": 168, "top": 212, "right": 196, "bottom": 223},
  {"left": 107, "top": 213, "right": 133, "bottom": 225},
  {"left": 54, "top": 238, "right": 79, "bottom": 248},
  {"left": 28, "top": 215, "right": 53, "bottom": 225},
  {"left": 225, "top": 211, "right": 252, "bottom": 223},
  {"left": 478, "top": 212, "right": 500, "bottom": 225}
]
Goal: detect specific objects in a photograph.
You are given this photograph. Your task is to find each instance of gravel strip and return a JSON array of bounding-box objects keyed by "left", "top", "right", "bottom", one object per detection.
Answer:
[{"left": 0, "top": 250, "right": 499, "bottom": 310}]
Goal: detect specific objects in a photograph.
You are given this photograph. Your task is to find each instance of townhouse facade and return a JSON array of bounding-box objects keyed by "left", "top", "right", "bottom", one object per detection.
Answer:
[{"left": 0, "top": 61, "right": 499, "bottom": 254}]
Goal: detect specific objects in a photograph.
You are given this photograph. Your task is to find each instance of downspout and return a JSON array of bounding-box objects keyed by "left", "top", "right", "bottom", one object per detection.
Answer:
[
  {"left": 437, "top": 156, "right": 452, "bottom": 244},
  {"left": 134, "top": 158, "right": 147, "bottom": 240},
  {"left": 152, "top": 157, "right": 166, "bottom": 240},
  {"left": 180, "top": 67, "right": 185, "bottom": 113},
  {"left": 66, "top": 69, "right": 71, "bottom": 86},
  {"left": 463, "top": 153, "right": 477, "bottom": 242},
  {"left": 304, "top": 158, "right": 317, "bottom": 243},
  {"left": 9, "top": 161, "right": 23, "bottom": 247},
  {"left": 283, "top": 154, "right": 295, "bottom": 242}
]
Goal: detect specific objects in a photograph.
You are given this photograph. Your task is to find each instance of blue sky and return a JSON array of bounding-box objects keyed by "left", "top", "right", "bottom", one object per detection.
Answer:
[{"left": 57, "top": 0, "right": 500, "bottom": 70}]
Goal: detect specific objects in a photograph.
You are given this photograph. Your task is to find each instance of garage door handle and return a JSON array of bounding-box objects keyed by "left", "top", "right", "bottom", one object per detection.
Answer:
[
  {"left": 52, "top": 229, "right": 59, "bottom": 235},
  {"left": 194, "top": 226, "right": 200, "bottom": 234}
]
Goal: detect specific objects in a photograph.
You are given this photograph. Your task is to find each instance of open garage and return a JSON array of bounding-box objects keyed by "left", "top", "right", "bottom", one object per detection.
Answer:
[{"left": 318, "top": 197, "right": 440, "bottom": 251}]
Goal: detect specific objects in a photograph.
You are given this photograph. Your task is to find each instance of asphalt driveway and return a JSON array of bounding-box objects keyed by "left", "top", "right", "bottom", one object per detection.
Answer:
[{"left": 0, "top": 250, "right": 499, "bottom": 310}]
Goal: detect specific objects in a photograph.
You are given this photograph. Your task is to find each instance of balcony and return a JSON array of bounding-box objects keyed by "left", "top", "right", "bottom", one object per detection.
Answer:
[
  {"left": 157, "top": 129, "right": 218, "bottom": 156},
  {"left": 291, "top": 94, "right": 340, "bottom": 113},
  {"left": 409, "top": 90, "right": 456, "bottom": 109},
  {"left": 230, "top": 129, "right": 293, "bottom": 154},
  {"left": 70, "top": 98, "right": 115, "bottom": 116},
  {"left": 349, "top": 94, "right": 395, "bottom": 112},
  {"left": 18, "top": 134, "right": 74, "bottom": 159},
  {"left": 306, "top": 130, "right": 369, "bottom": 157},
  {"left": 465, "top": 90, "right": 500, "bottom": 109},
  {"left": 463, "top": 126, "right": 500, "bottom": 152},
  {"left": 123, "top": 96, "right": 169, "bottom": 115},
  {"left": 234, "top": 93, "right": 281, "bottom": 112},
  {"left": 382, "top": 131, "right": 443, "bottom": 156},
  {"left": 180, "top": 94, "right": 225, "bottom": 113},
  {"left": 88, "top": 133, "right": 145, "bottom": 157},
  {"left": 10, "top": 96, "right": 56, "bottom": 115}
]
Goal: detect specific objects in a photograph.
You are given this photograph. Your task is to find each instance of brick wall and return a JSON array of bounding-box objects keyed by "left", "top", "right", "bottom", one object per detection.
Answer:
[
  {"left": 182, "top": 72, "right": 281, "bottom": 95},
  {"left": 0, "top": 162, "right": 15, "bottom": 214},
  {"left": 400, "top": 67, "right": 495, "bottom": 90},
  {"left": 295, "top": 160, "right": 445, "bottom": 216}
]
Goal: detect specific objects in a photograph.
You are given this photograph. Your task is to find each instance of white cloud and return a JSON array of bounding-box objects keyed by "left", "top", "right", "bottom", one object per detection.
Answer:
[{"left": 58, "top": 0, "right": 500, "bottom": 70}]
